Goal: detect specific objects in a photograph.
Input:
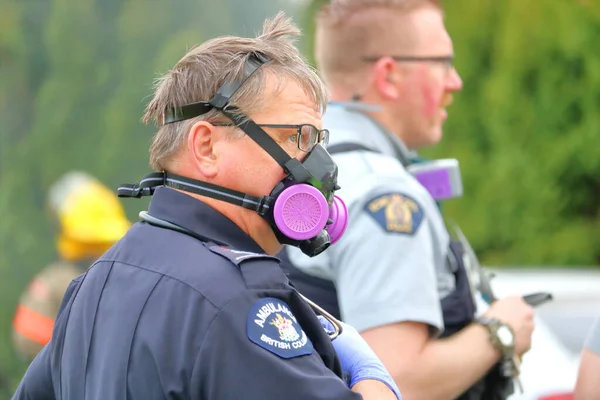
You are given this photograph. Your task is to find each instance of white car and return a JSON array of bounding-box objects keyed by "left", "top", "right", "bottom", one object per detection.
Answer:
[{"left": 486, "top": 268, "right": 600, "bottom": 400}]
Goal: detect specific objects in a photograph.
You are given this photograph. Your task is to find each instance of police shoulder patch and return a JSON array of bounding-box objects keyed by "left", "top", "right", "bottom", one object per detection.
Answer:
[
  {"left": 364, "top": 192, "right": 424, "bottom": 235},
  {"left": 208, "top": 245, "right": 278, "bottom": 266},
  {"left": 247, "top": 297, "right": 314, "bottom": 359}
]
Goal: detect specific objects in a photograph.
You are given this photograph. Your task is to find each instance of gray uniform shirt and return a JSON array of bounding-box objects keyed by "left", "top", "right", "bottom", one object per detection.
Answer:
[
  {"left": 286, "top": 103, "right": 459, "bottom": 334},
  {"left": 585, "top": 316, "right": 600, "bottom": 354}
]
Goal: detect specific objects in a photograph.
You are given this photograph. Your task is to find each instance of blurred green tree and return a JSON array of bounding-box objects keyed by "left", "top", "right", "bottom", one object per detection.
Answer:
[{"left": 438, "top": 0, "right": 600, "bottom": 266}]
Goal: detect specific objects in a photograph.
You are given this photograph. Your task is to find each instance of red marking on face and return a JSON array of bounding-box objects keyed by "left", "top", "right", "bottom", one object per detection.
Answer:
[
  {"left": 416, "top": 67, "right": 443, "bottom": 119},
  {"left": 422, "top": 84, "right": 440, "bottom": 118}
]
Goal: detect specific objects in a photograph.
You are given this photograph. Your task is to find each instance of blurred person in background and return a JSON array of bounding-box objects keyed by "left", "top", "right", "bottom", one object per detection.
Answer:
[
  {"left": 575, "top": 316, "right": 600, "bottom": 400},
  {"left": 12, "top": 171, "right": 130, "bottom": 360},
  {"left": 280, "top": 1, "right": 535, "bottom": 399}
]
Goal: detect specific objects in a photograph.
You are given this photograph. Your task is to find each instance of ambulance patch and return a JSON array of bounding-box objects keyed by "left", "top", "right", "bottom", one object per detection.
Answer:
[
  {"left": 247, "top": 297, "right": 313, "bottom": 359},
  {"left": 364, "top": 192, "right": 424, "bottom": 235}
]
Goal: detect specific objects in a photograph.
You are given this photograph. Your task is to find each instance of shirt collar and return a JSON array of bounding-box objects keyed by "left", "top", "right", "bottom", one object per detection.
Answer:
[{"left": 147, "top": 187, "right": 266, "bottom": 254}]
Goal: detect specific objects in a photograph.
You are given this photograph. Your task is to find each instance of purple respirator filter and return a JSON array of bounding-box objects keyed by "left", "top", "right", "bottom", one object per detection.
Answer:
[
  {"left": 326, "top": 195, "right": 348, "bottom": 244},
  {"left": 273, "top": 184, "right": 330, "bottom": 241},
  {"left": 273, "top": 184, "right": 348, "bottom": 244},
  {"left": 407, "top": 159, "right": 463, "bottom": 201}
]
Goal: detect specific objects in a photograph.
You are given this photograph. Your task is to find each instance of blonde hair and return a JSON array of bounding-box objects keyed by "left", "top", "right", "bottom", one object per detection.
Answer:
[
  {"left": 315, "top": 0, "right": 443, "bottom": 88},
  {"left": 143, "top": 12, "right": 327, "bottom": 171}
]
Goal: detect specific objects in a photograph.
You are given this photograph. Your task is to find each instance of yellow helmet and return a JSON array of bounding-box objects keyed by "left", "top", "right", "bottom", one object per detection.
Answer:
[{"left": 48, "top": 171, "right": 131, "bottom": 262}]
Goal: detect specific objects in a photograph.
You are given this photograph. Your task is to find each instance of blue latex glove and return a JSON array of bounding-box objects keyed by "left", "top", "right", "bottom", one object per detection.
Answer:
[{"left": 318, "top": 316, "right": 402, "bottom": 399}]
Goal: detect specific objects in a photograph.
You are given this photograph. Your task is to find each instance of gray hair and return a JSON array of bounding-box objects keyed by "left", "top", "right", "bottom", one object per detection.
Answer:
[{"left": 143, "top": 12, "right": 328, "bottom": 171}]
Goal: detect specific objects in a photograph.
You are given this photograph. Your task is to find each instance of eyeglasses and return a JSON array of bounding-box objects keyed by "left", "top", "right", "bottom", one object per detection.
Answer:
[
  {"left": 361, "top": 55, "right": 455, "bottom": 72},
  {"left": 212, "top": 123, "right": 329, "bottom": 152}
]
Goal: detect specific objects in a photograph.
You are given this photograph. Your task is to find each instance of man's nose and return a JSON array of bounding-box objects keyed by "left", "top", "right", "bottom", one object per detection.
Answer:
[{"left": 446, "top": 67, "right": 463, "bottom": 92}]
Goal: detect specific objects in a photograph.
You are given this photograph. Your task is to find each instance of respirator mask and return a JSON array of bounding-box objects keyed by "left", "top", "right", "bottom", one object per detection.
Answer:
[{"left": 118, "top": 53, "right": 348, "bottom": 257}]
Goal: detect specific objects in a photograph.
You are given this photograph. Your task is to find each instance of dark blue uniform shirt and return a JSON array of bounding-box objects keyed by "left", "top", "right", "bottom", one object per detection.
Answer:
[{"left": 13, "top": 187, "right": 362, "bottom": 400}]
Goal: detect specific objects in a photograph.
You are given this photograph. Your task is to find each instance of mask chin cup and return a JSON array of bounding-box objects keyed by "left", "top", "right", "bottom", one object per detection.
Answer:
[
  {"left": 299, "top": 230, "right": 331, "bottom": 257},
  {"left": 326, "top": 195, "right": 348, "bottom": 245},
  {"left": 273, "top": 184, "right": 330, "bottom": 241}
]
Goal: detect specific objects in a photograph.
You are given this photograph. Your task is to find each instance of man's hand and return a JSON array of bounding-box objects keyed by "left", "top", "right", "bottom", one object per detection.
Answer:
[
  {"left": 318, "top": 316, "right": 402, "bottom": 399},
  {"left": 483, "top": 296, "right": 535, "bottom": 356}
]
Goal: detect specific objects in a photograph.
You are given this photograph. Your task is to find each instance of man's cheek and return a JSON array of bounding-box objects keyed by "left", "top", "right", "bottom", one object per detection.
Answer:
[
  {"left": 412, "top": 67, "right": 443, "bottom": 119},
  {"left": 421, "top": 83, "right": 443, "bottom": 118}
]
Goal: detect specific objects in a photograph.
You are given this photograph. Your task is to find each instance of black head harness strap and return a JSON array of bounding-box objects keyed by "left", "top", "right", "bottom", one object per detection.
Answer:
[{"left": 161, "top": 53, "right": 309, "bottom": 182}]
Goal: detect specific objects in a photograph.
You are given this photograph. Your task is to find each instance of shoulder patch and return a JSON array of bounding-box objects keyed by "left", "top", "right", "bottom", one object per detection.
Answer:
[
  {"left": 207, "top": 245, "right": 278, "bottom": 266},
  {"left": 247, "top": 297, "right": 313, "bottom": 359},
  {"left": 363, "top": 192, "right": 424, "bottom": 235}
]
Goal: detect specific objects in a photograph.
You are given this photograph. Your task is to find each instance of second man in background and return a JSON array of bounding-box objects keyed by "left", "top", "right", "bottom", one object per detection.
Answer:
[{"left": 282, "top": 1, "right": 535, "bottom": 399}]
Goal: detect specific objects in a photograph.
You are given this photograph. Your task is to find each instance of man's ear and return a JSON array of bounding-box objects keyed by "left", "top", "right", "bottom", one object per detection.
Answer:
[
  {"left": 188, "top": 121, "right": 218, "bottom": 178},
  {"left": 373, "top": 57, "right": 402, "bottom": 101}
]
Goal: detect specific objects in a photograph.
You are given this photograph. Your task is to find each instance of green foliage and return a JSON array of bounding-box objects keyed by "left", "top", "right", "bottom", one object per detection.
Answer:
[
  {"left": 437, "top": 0, "right": 600, "bottom": 266},
  {"left": 301, "top": 0, "right": 600, "bottom": 267},
  {"left": 298, "top": 0, "right": 328, "bottom": 59}
]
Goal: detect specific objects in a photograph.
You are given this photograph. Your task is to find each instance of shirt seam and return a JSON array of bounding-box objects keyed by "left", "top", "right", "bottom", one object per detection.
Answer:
[{"left": 97, "top": 258, "right": 223, "bottom": 311}]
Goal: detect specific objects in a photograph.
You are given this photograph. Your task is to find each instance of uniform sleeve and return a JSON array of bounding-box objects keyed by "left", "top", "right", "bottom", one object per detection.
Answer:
[
  {"left": 331, "top": 189, "right": 444, "bottom": 335},
  {"left": 585, "top": 316, "right": 600, "bottom": 355},
  {"left": 12, "top": 275, "right": 84, "bottom": 400},
  {"left": 191, "top": 295, "right": 363, "bottom": 400},
  {"left": 11, "top": 331, "right": 55, "bottom": 400}
]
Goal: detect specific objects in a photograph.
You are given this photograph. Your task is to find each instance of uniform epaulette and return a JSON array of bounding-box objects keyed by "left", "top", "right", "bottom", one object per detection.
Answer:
[{"left": 207, "top": 245, "right": 280, "bottom": 266}]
